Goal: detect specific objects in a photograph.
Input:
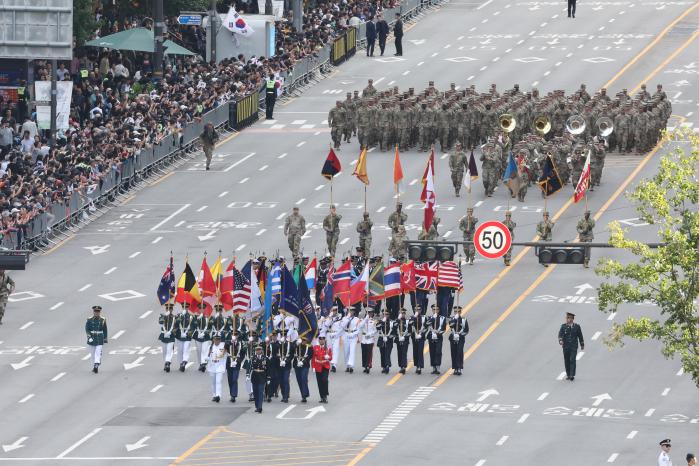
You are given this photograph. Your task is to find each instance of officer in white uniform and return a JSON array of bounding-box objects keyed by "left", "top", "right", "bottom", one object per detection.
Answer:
[
  {"left": 207, "top": 334, "right": 227, "bottom": 403},
  {"left": 658, "top": 439, "right": 673, "bottom": 466},
  {"left": 342, "top": 308, "right": 360, "bottom": 372},
  {"left": 327, "top": 307, "right": 344, "bottom": 372},
  {"left": 359, "top": 309, "right": 377, "bottom": 373}
]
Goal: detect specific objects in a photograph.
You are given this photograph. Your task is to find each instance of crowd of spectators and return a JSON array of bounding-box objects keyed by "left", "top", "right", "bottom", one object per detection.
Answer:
[{"left": 0, "top": 0, "right": 400, "bottom": 249}]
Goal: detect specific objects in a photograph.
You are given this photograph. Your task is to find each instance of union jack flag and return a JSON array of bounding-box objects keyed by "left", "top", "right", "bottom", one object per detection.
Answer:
[
  {"left": 231, "top": 267, "right": 251, "bottom": 314},
  {"left": 415, "top": 261, "right": 438, "bottom": 291}
]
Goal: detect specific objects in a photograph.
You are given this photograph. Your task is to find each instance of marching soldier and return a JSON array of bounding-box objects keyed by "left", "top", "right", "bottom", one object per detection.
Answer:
[
  {"left": 323, "top": 204, "right": 342, "bottom": 257},
  {"left": 389, "top": 225, "right": 408, "bottom": 262},
  {"left": 193, "top": 304, "right": 211, "bottom": 372},
  {"left": 388, "top": 202, "right": 408, "bottom": 233},
  {"left": 328, "top": 100, "right": 346, "bottom": 149},
  {"left": 427, "top": 305, "right": 446, "bottom": 374},
  {"left": 409, "top": 305, "right": 427, "bottom": 374},
  {"left": 175, "top": 304, "right": 195, "bottom": 372},
  {"left": 377, "top": 310, "right": 396, "bottom": 374},
  {"left": 327, "top": 307, "right": 344, "bottom": 372},
  {"left": 342, "top": 308, "right": 360, "bottom": 373},
  {"left": 250, "top": 345, "right": 269, "bottom": 413},
  {"left": 243, "top": 330, "right": 260, "bottom": 402},
  {"left": 576, "top": 210, "right": 595, "bottom": 268},
  {"left": 265, "top": 330, "right": 282, "bottom": 402},
  {"left": 449, "top": 142, "right": 468, "bottom": 197},
  {"left": 395, "top": 308, "right": 411, "bottom": 374},
  {"left": 226, "top": 330, "right": 245, "bottom": 403},
  {"left": 293, "top": 336, "right": 312, "bottom": 403},
  {"left": 279, "top": 330, "right": 295, "bottom": 403},
  {"left": 558, "top": 312, "right": 584, "bottom": 381},
  {"left": 356, "top": 212, "right": 373, "bottom": 255},
  {"left": 459, "top": 208, "right": 478, "bottom": 265},
  {"left": 0, "top": 270, "right": 15, "bottom": 325},
  {"left": 85, "top": 305, "right": 107, "bottom": 373},
  {"left": 360, "top": 309, "right": 378, "bottom": 373},
  {"left": 343, "top": 92, "right": 355, "bottom": 143},
  {"left": 199, "top": 123, "right": 219, "bottom": 171},
  {"left": 480, "top": 139, "right": 501, "bottom": 197},
  {"left": 208, "top": 304, "right": 229, "bottom": 341},
  {"left": 208, "top": 334, "right": 227, "bottom": 402},
  {"left": 536, "top": 211, "right": 554, "bottom": 267},
  {"left": 284, "top": 207, "right": 306, "bottom": 260},
  {"left": 312, "top": 335, "right": 332, "bottom": 403},
  {"left": 448, "top": 306, "right": 469, "bottom": 376},
  {"left": 158, "top": 303, "right": 177, "bottom": 372},
  {"left": 502, "top": 211, "right": 516, "bottom": 266}
]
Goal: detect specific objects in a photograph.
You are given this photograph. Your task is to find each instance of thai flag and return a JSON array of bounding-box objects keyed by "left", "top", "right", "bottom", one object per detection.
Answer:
[
  {"left": 305, "top": 257, "right": 317, "bottom": 291},
  {"left": 383, "top": 264, "right": 401, "bottom": 297}
]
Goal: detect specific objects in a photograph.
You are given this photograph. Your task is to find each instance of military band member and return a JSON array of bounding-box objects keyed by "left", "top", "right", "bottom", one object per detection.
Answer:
[
  {"left": 193, "top": 303, "right": 211, "bottom": 372},
  {"left": 502, "top": 211, "right": 516, "bottom": 266},
  {"left": 284, "top": 207, "right": 306, "bottom": 259},
  {"left": 576, "top": 210, "right": 595, "bottom": 268},
  {"left": 327, "top": 307, "right": 344, "bottom": 372},
  {"left": 313, "top": 335, "right": 332, "bottom": 403},
  {"left": 207, "top": 334, "right": 227, "bottom": 402},
  {"left": 226, "top": 330, "right": 245, "bottom": 402},
  {"left": 428, "top": 305, "right": 446, "bottom": 374},
  {"left": 158, "top": 303, "right": 177, "bottom": 372},
  {"left": 395, "top": 309, "right": 411, "bottom": 374},
  {"left": 377, "top": 310, "right": 396, "bottom": 374},
  {"left": 342, "top": 308, "right": 360, "bottom": 373},
  {"left": 85, "top": 305, "right": 107, "bottom": 373},
  {"left": 360, "top": 309, "right": 378, "bottom": 373},
  {"left": 251, "top": 345, "right": 269, "bottom": 413},
  {"left": 175, "top": 303, "right": 195, "bottom": 372},
  {"left": 0, "top": 269, "right": 15, "bottom": 325},
  {"left": 323, "top": 204, "right": 342, "bottom": 257},
  {"left": 357, "top": 212, "right": 373, "bottom": 255},
  {"left": 459, "top": 208, "right": 478, "bottom": 265},
  {"left": 279, "top": 331, "right": 295, "bottom": 402},
  {"left": 558, "top": 312, "right": 584, "bottom": 381},
  {"left": 448, "top": 306, "right": 469, "bottom": 375},
  {"left": 294, "top": 337, "right": 312, "bottom": 402},
  {"left": 409, "top": 305, "right": 427, "bottom": 374}
]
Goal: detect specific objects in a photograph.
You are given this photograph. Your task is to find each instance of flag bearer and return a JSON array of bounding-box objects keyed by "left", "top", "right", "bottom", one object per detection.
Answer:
[
  {"left": 86, "top": 305, "right": 107, "bottom": 373},
  {"left": 159, "top": 303, "right": 177, "bottom": 372}
]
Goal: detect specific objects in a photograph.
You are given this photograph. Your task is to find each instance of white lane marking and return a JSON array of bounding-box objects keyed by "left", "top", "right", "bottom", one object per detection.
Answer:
[
  {"left": 493, "top": 56, "right": 500, "bottom": 62},
  {"left": 576, "top": 351, "right": 585, "bottom": 360},
  {"left": 607, "top": 453, "right": 618, "bottom": 463},
  {"left": 566, "top": 52, "right": 573, "bottom": 57},
  {"left": 557, "top": 371, "right": 567, "bottom": 380},
  {"left": 431, "top": 52, "right": 439, "bottom": 57},
  {"left": 517, "top": 413, "right": 530, "bottom": 423},
  {"left": 677, "top": 367, "right": 684, "bottom": 376},
  {"left": 340, "top": 238, "right": 350, "bottom": 245},
  {"left": 505, "top": 48, "right": 512, "bottom": 53},
  {"left": 555, "top": 61, "right": 562, "bottom": 67},
  {"left": 276, "top": 213, "right": 286, "bottom": 220},
  {"left": 402, "top": 70, "right": 410, "bottom": 76},
  {"left": 609, "top": 18, "right": 615, "bottom": 22},
  {"left": 291, "top": 120, "right": 307, "bottom": 125},
  {"left": 278, "top": 153, "right": 288, "bottom": 159},
  {"left": 517, "top": 39, "right": 525, "bottom": 45},
  {"left": 350, "top": 159, "right": 358, "bottom": 166},
  {"left": 362, "top": 387, "right": 435, "bottom": 443},
  {"left": 139, "top": 310, "right": 152, "bottom": 319},
  {"left": 150, "top": 384, "right": 164, "bottom": 393},
  {"left": 469, "top": 27, "right": 476, "bottom": 32},
  {"left": 315, "top": 184, "right": 324, "bottom": 191},
  {"left": 626, "top": 431, "right": 637, "bottom": 439},
  {"left": 151, "top": 236, "right": 163, "bottom": 244},
  {"left": 174, "top": 221, "right": 185, "bottom": 227},
  {"left": 475, "top": 460, "right": 487, "bottom": 466},
  {"left": 532, "top": 81, "right": 539, "bottom": 87},
  {"left": 296, "top": 141, "right": 306, "bottom": 147},
  {"left": 223, "top": 152, "right": 256, "bottom": 172},
  {"left": 493, "top": 10, "right": 500, "bottom": 15},
  {"left": 552, "top": 14, "right": 559, "bottom": 18},
  {"left": 661, "top": 387, "right": 670, "bottom": 396},
  {"left": 440, "top": 153, "right": 448, "bottom": 160},
  {"left": 239, "top": 177, "right": 249, "bottom": 184},
  {"left": 314, "top": 131, "right": 321, "bottom": 136},
  {"left": 129, "top": 251, "right": 141, "bottom": 259},
  {"left": 82, "top": 354, "right": 91, "bottom": 360},
  {"left": 50, "top": 302, "right": 64, "bottom": 310},
  {"left": 149, "top": 204, "right": 190, "bottom": 231},
  {"left": 388, "top": 80, "right": 396, "bottom": 86},
  {"left": 599, "top": 26, "right": 605, "bottom": 31},
  {"left": 374, "top": 77, "right": 385, "bottom": 85},
  {"left": 457, "top": 35, "right": 464, "bottom": 40},
  {"left": 468, "top": 75, "right": 474, "bottom": 81},
  {"left": 477, "top": 0, "right": 493, "bottom": 9},
  {"left": 443, "top": 230, "right": 452, "bottom": 238},
  {"left": 79, "top": 284, "right": 92, "bottom": 292},
  {"left": 686, "top": 112, "right": 694, "bottom": 117},
  {"left": 18, "top": 394, "right": 34, "bottom": 403},
  {"left": 296, "top": 198, "right": 306, "bottom": 205},
  {"left": 259, "top": 165, "right": 268, "bottom": 171},
  {"left": 112, "top": 330, "right": 125, "bottom": 340},
  {"left": 496, "top": 436, "right": 509, "bottom": 446},
  {"left": 645, "top": 408, "right": 655, "bottom": 417},
  {"left": 540, "top": 22, "right": 548, "bottom": 27},
  {"left": 444, "top": 44, "right": 452, "bottom": 49},
  {"left": 104, "top": 267, "right": 117, "bottom": 275},
  {"left": 578, "top": 44, "right": 584, "bottom": 49},
  {"left": 417, "top": 61, "right": 424, "bottom": 66},
  {"left": 481, "top": 18, "right": 488, "bottom": 23},
  {"left": 537, "top": 392, "right": 549, "bottom": 401},
  {"left": 197, "top": 206, "right": 208, "bottom": 212},
  {"left": 56, "top": 428, "right": 103, "bottom": 458},
  {"left": 544, "top": 71, "right": 551, "bottom": 76},
  {"left": 377, "top": 206, "right": 386, "bottom": 213},
  {"left": 607, "top": 312, "right": 616, "bottom": 321},
  {"left": 236, "top": 244, "right": 246, "bottom": 251},
  {"left": 218, "top": 191, "right": 229, "bottom": 198},
  {"left": 529, "top": 30, "right": 536, "bottom": 36},
  {"left": 51, "top": 372, "right": 66, "bottom": 382},
  {"left": 591, "top": 331, "right": 602, "bottom": 340},
  {"left": 256, "top": 229, "right": 267, "bottom": 236}
]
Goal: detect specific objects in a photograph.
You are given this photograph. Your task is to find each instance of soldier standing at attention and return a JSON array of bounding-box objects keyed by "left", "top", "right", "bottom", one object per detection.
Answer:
[
  {"left": 85, "top": 305, "right": 108, "bottom": 373},
  {"left": 328, "top": 101, "right": 346, "bottom": 149},
  {"left": 449, "top": 142, "right": 468, "bottom": 197},
  {"left": 558, "top": 312, "right": 584, "bottom": 381},
  {"left": 323, "top": 204, "right": 342, "bottom": 257},
  {"left": 199, "top": 123, "right": 219, "bottom": 171},
  {"left": 536, "top": 211, "right": 554, "bottom": 267},
  {"left": 459, "top": 208, "right": 478, "bottom": 265},
  {"left": 251, "top": 345, "right": 269, "bottom": 413},
  {"left": 226, "top": 330, "right": 245, "bottom": 403},
  {"left": 388, "top": 202, "right": 408, "bottom": 233},
  {"left": 0, "top": 269, "right": 15, "bottom": 325},
  {"left": 284, "top": 207, "right": 306, "bottom": 259},
  {"left": 502, "top": 211, "right": 516, "bottom": 266},
  {"left": 577, "top": 210, "right": 595, "bottom": 268},
  {"left": 208, "top": 334, "right": 227, "bottom": 402},
  {"left": 159, "top": 302, "right": 177, "bottom": 372},
  {"left": 356, "top": 212, "right": 373, "bottom": 255},
  {"left": 409, "top": 305, "right": 427, "bottom": 374}
]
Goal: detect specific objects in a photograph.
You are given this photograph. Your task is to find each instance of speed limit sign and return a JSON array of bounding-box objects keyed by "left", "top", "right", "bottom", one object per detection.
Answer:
[{"left": 473, "top": 221, "right": 512, "bottom": 259}]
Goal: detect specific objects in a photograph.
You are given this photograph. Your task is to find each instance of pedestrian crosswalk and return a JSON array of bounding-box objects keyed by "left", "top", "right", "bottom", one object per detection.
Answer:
[
  {"left": 362, "top": 386, "right": 435, "bottom": 443},
  {"left": 260, "top": 119, "right": 323, "bottom": 130}
]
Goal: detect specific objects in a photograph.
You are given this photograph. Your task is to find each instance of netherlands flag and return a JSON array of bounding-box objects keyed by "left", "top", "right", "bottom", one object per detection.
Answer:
[
  {"left": 305, "top": 257, "right": 317, "bottom": 290},
  {"left": 383, "top": 263, "right": 401, "bottom": 297}
]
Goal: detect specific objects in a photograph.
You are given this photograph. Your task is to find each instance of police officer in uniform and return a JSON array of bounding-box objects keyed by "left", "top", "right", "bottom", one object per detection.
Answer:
[
  {"left": 265, "top": 73, "right": 277, "bottom": 120},
  {"left": 284, "top": 207, "right": 306, "bottom": 259},
  {"left": 250, "top": 345, "right": 269, "bottom": 413},
  {"left": 0, "top": 270, "right": 15, "bottom": 325},
  {"left": 576, "top": 210, "right": 595, "bottom": 268},
  {"left": 558, "top": 312, "right": 584, "bottom": 381},
  {"left": 158, "top": 303, "right": 177, "bottom": 372},
  {"left": 448, "top": 306, "right": 469, "bottom": 375},
  {"left": 85, "top": 305, "right": 108, "bottom": 373}
]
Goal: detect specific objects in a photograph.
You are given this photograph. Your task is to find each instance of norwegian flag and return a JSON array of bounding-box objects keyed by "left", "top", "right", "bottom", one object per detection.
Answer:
[
  {"left": 437, "top": 261, "right": 460, "bottom": 289},
  {"left": 231, "top": 267, "right": 251, "bottom": 314},
  {"left": 415, "top": 261, "right": 438, "bottom": 291}
]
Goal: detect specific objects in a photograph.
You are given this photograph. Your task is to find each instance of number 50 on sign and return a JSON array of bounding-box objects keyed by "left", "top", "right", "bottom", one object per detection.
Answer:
[{"left": 474, "top": 221, "right": 512, "bottom": 259}]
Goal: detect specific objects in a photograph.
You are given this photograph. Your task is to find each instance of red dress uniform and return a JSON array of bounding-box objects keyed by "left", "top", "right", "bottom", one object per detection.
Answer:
[{"left": 312, "top": 344, "right": 332, "bottom": 402}]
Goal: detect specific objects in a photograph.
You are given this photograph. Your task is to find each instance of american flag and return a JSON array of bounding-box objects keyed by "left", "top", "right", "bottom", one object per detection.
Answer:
[
  {"left": 415, "top": 261, "right": 438, "bottom": 291},
  {"left": 437, "top": 261, "right": 460, "bottom": 289},
  {"left": 231, "top": 267, "right": 251, "bottom": 314}
]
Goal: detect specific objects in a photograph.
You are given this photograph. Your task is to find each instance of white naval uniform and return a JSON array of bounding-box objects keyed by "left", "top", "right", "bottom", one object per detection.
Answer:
[
  {"left": 328, "top": 315, "right": 344, "bottom": 366},
  {"left": 360, "top": 316, "right": 377, "bottom": 345},
  {"left": 342, "top": 316, "right": 360, "bottom": 368},
  {"left": 658, "top": 451, "right": 672, "bottom": 466},
  {"left": 207, "top": 342, "right": 227, "bottom": 397}
]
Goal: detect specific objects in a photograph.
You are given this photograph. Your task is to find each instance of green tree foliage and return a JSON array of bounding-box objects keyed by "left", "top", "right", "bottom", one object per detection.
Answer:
[
  {"left": 596, "top": 129, "right": 699, "bottom": 388},
  {"left": 74, "top": 0, "right": 98, "bottom": 45}
]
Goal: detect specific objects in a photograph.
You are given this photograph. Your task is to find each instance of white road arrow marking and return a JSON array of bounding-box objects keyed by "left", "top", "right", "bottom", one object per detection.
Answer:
[
  {"left": 573, "top": 283, "right": 595, "bottom": 295},
  {"left": 11, "top": 356, "right": 33, "bottom": 370},
  {"left": 2, "top": 436, "right": 28, "bottom": 453},
  {"left": 476, "top": 388, "right": 499, "bottom": 402},
  {"left": 591, "top": 5, "right": 603, "bottom": 10},
  {"left": 125, "top": 436, "right": 150, "bottom": 452},
  {"left": 613, "top": 38, "right": 625, "bottom": 45},
  {"left": 409, "top": 39, "right": 426, "bottom": 45},
  {"left": 123, "top": 357, "right": 145, "bottom": 371},
  {"left": 591, "top": 393, "right": 612, "bottom": 406},
  {"left": 197, "top": 229, "right": 218, "bottom": 241},
  {"left": 276, "top": 404, "right": 326, "bottom": 420},
  {"left": 83, "top": 245, "right": 111, "bottom": 255},
  {"left": 547, "top": 38, "right": 559, "bottom": 45}
]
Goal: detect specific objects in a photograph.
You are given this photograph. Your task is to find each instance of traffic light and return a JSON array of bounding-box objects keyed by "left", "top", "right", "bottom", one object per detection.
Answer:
[
  {"left": 407, "top": 242, "right": 456, "bottom": 261},
  {"left": 537, "top": 246, "right": 586, "bottom": 265}
]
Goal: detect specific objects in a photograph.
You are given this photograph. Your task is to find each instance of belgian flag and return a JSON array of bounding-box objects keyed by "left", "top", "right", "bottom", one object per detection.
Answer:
[
  {"left": 538, "top": 154, "right": 563, "bottom": 197},
  {"left": 321, "top": 148, "right": 342, "bottom": 180},
  {"left": 175, "top": 262, "right": 202, "bottom": 306}
]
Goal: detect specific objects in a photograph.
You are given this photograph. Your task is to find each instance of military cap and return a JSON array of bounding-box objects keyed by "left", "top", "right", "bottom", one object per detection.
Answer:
[
  {"left": 255, "top": 344, "right": 264, "bottom": 350},
  {"left": 165, "top": 303, "right": 174, "bottom": 310},
  {"left": 92, "top": 305, "right": 102, "bottom": 312},
  {"left": 566, "top": 312, "right": 575, "bottom": 318},
  {"left": 660, "top": 439, "right": 671, "bottom": 446},
  {"left": 212, "top": 334, "right": 222, "bottom": 339},
  {"left": 198, "top": 302, "right": 207, "bottom": 310}
]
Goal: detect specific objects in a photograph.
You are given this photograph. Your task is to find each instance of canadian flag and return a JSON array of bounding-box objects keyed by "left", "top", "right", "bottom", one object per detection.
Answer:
[
  {"left": 574, "top": 151, "right": 591, "bottom": 203},
  {"left": 423, "top": 160, "right": 436, "bottom": 232}
]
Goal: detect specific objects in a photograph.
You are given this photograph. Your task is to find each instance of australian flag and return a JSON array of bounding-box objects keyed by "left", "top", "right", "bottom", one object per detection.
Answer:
[
  {"left": 538, "top": 154, "right": 563, "bottom": 197},
  {"left": 156, "top": 256, "right": 175, "bottom": 305}
]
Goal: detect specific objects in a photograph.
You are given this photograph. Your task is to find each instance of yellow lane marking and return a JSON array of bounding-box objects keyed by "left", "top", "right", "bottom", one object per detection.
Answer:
[
  {"left": 43, "top": 235, "right": 75, "bottom": 255},
  {"left": 170, "top": 426, "right": 225, "bottom": 465},
  {"left": 631, "top": 28, "right": 699, "bottom": 94},
  {"left": 345, "top": 446, "right": 375, "bottom": 466}
]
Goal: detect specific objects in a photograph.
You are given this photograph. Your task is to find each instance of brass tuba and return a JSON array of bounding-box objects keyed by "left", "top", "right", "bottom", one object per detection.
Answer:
[
  {"left": 595, "top": 117, "right": 614, "bottom": 137},
  {"left": 499, "top": 114, "right": 517, "bottom": 133},
  {"left": 534, "top": 116, "right": 551, "bottom": 135},
  {"left": 565, "top": 115, "right": 586, "bottom": 135}
]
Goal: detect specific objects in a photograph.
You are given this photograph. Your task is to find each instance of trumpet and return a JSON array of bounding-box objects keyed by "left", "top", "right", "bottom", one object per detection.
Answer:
[
  {"left": 595, "top": 117, "right": 614, "bottom": 137},
  {"left": 566, "top": 115, "right": 586, "bottom": 135},
  {"left": 499, "top": 113, "right": 517, "bottom": 133},
  {"left": 533, "top": 116, "right": 551, "bottom": 135}
]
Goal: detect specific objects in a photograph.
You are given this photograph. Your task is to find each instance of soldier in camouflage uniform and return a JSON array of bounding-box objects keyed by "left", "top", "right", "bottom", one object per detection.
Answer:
[
  {"left": 417, "top": 102, "right": 432, "bottom": 151},
  {"left": 437, "top": 103, "right": 451, "bottom": 152},
  {"left": 480, "top": 139, "right": 501, "bottom": 197},
  {"left": 449, "top": 142, "right": 468, "bottom": 197},
  {"left": 502, "top": 211, "right": 516, "bottom": 266},
  {"left": 0, "top": 270, "right": 15, "bottom": 325},
  {"left": 634, "top": 104, "right": 650, "bottom": 153},
  {"left": 418, "top": 216, "right": 440, "bottom": 240},
  {"left": 362, "top": 79, "right": 377, "bottom": 98},
  {"left": 388, "top": 202, "right": 408, "bottom": 233},
  {"left": 459, "top": 208, "right": 478, "bottom": 265},
  {"left": 328, "top": 101, "right": 346, "bottom": 149},
  {"left": 323, "top": 205, "right": 342, "bottom": 257},
  {"left": 357, "top": 101, "right": 371, "bottom": 148},
  {"left": 576, "top": 210, "right": 595, "bottom": 268},
  {"left": 614, "top": 104, "right": 631, "bottom": 153},
  {"left": 378, "top": 101, "right": 392, "bottom": 151},
  {"left": 352, "top": 90, "right": 361, "bottom": 136},
  {"left": 356, "top": 212, "right": 373, "bottom": 255},
  {"left": 589, "top": 138, "right": 606, "bottom": 190},
  {"left": 570, "top": 144, "right": 586, "bottom": 186},
  {"left": 389, "top": 225, "right": 408, "bottom": 262},
  {"left": 396, "top": 102, "right": 410, "bottom": 151},
  {"left": 284, "top": 207, "right": 306, "bottom": 259},
  {"left": 343, "top": 93, "right": 356, "bottom": 143},
  {"left": 536, "top": 211, "right": 554, "bottom": 267}
]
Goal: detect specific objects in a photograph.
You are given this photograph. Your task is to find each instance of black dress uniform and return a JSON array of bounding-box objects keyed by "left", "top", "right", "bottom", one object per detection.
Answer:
[
  {"left": 395, "top": 312, "right": 411, "bottom": 374},
  {"left": 293, "top": 341, "right": 312, "bottom": 402},
  {"left": 409, "top": 310, "right": 427, "bottom": 374},
  {"left": 448, "top": 312, "right": 469, "bottom": 375},
  {"left": 265, "top": 338, "right": 281, "bottom": 401},
  {"left": 250, "top": 347, "right": 269, "bottom": 413},
  {"left": 428, "top": 312, "right": 447, "bottom": 374},
  {"left": 226, "top": 337, "right": 246, "bottom": 402},
  {"left": 279, "top": 336, "right": 295, "bottom": 402},
  {"left": 558, "top": 313, "right": 584, "bottom": 380},
  {"left": 377, "top": 314, "right": 396, "bottom": 374}
]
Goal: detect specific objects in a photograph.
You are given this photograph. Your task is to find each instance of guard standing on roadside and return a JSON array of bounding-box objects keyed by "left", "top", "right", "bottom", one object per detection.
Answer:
[
  {"left": 558, "top": 312, "right": 584, "bottom": 381},
  {"left": 576, "top": 210, "right": 595, "bottom": 268},
  {"left": 284, "top": 207, "right": 306, "bottom": 259},
  {"left": 251, "top": 345, "right": 268, "bottom": 413},
  {"left": 265, "top": 73, "right": 277, "bottom": 120},
  {"left": 159, "top": 303, "right": 177, "bottom": 373},
  {"left": 376, "top": 14, "right": 389, "bottom": 56},
  {"left": 366, "top": 16, "right": 377, "bottom": 57},
  {"left": 393, "top": 13, "right": 404, "bottom": 56},
  {"left": 448, "top": 306, "right": 468, "bottom": 376},
  {"left": 85, "top": 305, "right": 108, "bottom": 373},
  {"left": 200, "top": 123, "right": 219, "bottom": 171}
]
